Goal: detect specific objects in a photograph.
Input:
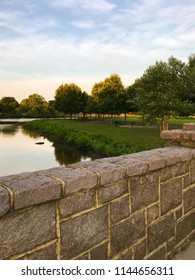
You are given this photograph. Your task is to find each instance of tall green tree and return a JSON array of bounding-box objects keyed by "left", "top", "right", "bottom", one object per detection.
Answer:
[
  {"left": 135, "top": 57, "right": 187, "bottom": 130},
  {"left": 91, "top": 74, "right": 125, "bottom": 120},
  {"left": 54, "top": 83, "right": 83, "bottom": 119},
  {"left": 0, "top": 96, "right": 20, "bottom": 117},
  {"left": 20, "top": 94, "right": 49, "bottom": 117}
]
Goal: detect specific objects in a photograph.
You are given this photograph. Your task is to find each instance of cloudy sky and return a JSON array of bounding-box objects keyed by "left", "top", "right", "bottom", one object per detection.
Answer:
[{"left": 0, "top": 0, "right": 194, "bottom": 101}]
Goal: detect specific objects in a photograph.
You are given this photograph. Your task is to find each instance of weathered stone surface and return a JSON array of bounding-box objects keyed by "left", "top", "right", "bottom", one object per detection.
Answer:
[
  {"left": 90, "top": 243, "right": 108, "bottom": 260},
  {"left": 2, "top": 174, "right": 62, "bottom": 209},
  {"left": 161, "top": 130, "right": 182, "bottom": 140},
  {"left": 183, "top": 187, "right": 195, "bottom": 213},
  {"left": 160, "top": 178, "right": 182, "bottom": 215},
  {"left": 114, "top": 158, "right": 148, "bottom": 177},
  {"left": 75, "top": 253, "right": 89, "bottom": 260},
  {"left": 183, "top": 123, "right": 195, "bottom": 131},
  {"left": 71, "top": 161, "right": 126, "bottom": 185},
  {"left": 39, "top": 166, "right": 98, "bottom": 195},
  {"left": 28, "top": 243, "right": 57, "bottom": 260},
  {"left": 60, "top": 206, "right": 108, "bottom": 259},
  {"left": 110, "top": 196, "right": 130, "bottom": 224},
  {"left": 183, "top": 174, "right": 190, "bottom": 189},
  {"left": 130, "top": 173, "right": 159, "bottom": 212},
  {"left": 87, "top": 162, "right": 126, "bottom": 186},
  {"left": 98, "top": 180, "right": 128, "bottom": 204},
  {"left": 59, "top": 189, "right": 96, "bottom": 218},
  {"left": 174, "top": 162, "right": 189, "bottom": 176},
  {"left": 160, "top": 167, "right": 173, "bottom": 182},
  {"left": 176, "top": 212, "right": 195, "bottom": 243},
  {"left": 118, "top": 249, "right": 132, "bottom": 260},
  {"left": 110, "top": 211, "right": 145, "bottom": 257},
  {"left": 175, "top": 207, "right": 183, "bottom": 220},
  {"left": 147, "top": 246, "right": 166, "bottom": 260},
  {"left": 0, "top": 203, "right": 56, "bottom": 259},
  {"left": 0, "top": 186, "right": 10, "bottom": 217},
  {"left": 190, "top": 160, "right": 195, "bottom": 184},
  {"left": 147, "top": 214, "right": 175, "bottom": 253},
  {"left": 180, "top": 150, "right": 193, "bottom": 161},
  {"left": 134, "top": 239, "right": 146, "bottom": 260},
  {"left": 147, "top": 203, "right": 159, "bottom": 224}
]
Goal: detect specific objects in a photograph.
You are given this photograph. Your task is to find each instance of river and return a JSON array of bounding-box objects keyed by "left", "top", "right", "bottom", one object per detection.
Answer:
[{"left": 0, "top": 119, "right": 95, "bottom": 176}]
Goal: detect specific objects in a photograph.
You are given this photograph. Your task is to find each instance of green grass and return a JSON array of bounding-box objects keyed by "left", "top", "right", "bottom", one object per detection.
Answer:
[{"left": 23, "top": 116, "right": 194, "bottom": 157}]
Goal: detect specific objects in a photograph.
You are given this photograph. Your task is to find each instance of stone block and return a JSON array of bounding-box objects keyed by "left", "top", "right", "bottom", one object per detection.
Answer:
[
  {"left": 160, "top": 178, "right": 182, "bottom": 215},
  {"left": 190, "top": 160, "right": 195, "bottom": 184},
  {"left": 75, "top": 253, "right": 88, "bottom": 260},
  {"left": 191, "top": 131, "right": 195, "bottom": 140},
  {"left": 28, "top": 243, "right": 57, "bottom": 260},
  {"left": 59, "top": 189, "right": 96, "bottom": 218},
  {"left": 98, "top": 180, "right": 128, "bottom": 204},
  {"left": 118, "top": 249, "right": 132, "bottom": 260},
  {"left": 183, "top": 187, "right": 195, "bottom": 213},
  {"left": 87, "top": 162, "right": 126, "bottom": 186},
  {"left": 174, "top": 162, "right": 189, "bottom": 176},
  {"left": 183, "top": 174, "right": 190, "bottom": 189},
  {"left": 160, "top": 130, "right": 182, "bottom": 140},
  {"left": 147, "top": 203, "right": 159, "bottom": 224},
  {"left": 2, "top": 174, "right": 62, "bottom": 209},
  {"left": 180, "top": 150, "right": 193, "bottom": 161},
  {"left": 0, "top": 203, "right": 56, "bottom": 259},
  {"left": 147, "top": 246, "right": 166, "bottom": 260},
  {"left": 90, "top": 243, "right": 108, "bottom": 260},
  {"left": 134, "top": 239, "right": 147, "bottom": 260},
  {"left": 114, "top": 158, "right": 148, "bottom": 177},
  {"left": 60, "top": 206, "right": 108, "bottom": 259},
  {"left": 130, "top": 173, "right": 159, "bottom": 212},
  {"left": 110, "top": 211, "right": 145, "bottom": 257},
  {"left": 160, "top": 166, "right": 173, "bottom": 182},
  {"left": 110, "top": 196, "right": 130, "bottom": 224},
  {"left": 175, "top": 207, "right": 183, "bottom": 220},
  {"left": 183, "top": 123, "right": 195, "bottom": 131},
  {"left": 176, "top": 212, "right": 195, "bottom": 243},
  {"left": 147, "top": 214, "right": 175, "bottom": 253},
  {"left": 0, "top": 186, "right": 10, "bottom": 217},
  {"left": 39, "top": 166, "right": 98, "bottom": 195}
]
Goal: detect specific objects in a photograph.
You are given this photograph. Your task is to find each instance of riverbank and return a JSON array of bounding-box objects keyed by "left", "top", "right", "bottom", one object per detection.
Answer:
[{"left": 23, "top": 119, "right": 164, "bottom": 157}]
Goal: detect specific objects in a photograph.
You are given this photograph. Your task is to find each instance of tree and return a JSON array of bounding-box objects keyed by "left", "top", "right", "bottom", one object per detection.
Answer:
[
  {"left": 20, "top": 94, "right": 49, "bottom": 117},
  {"left": 91, "top": 74, "right": 125, "bottom": 120},
  {"left": 135, "top": 57, "right": 187, "bottom": 130},
  {"left": 0, "top": 96, "right": 20, "bottom": 117},
  {"left": 54, "top": 83, "right": 83, "bottom": 119}
]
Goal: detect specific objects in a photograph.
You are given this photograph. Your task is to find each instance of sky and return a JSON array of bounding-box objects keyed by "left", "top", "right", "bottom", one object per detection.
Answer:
[{"left": 0, "top": 0, "right": 194, "bottom": 102}]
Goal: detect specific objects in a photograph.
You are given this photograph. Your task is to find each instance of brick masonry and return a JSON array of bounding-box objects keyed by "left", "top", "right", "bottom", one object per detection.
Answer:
[{"left": 0, "top": 123, "right": 195, "bottom": 260}]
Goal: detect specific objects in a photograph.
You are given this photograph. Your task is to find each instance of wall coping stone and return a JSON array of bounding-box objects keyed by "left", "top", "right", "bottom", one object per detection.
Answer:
[
  {"left": 161, "top": 123, "right": 195, "bottom": 148},
  {"left": 0, "top": 144, "right": 194, "bottom": 217}
]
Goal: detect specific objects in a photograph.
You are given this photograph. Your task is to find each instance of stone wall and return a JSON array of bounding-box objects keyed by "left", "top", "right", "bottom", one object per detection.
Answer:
[{"left": 0, "top": 124, "right": 195, "bottom": 260}]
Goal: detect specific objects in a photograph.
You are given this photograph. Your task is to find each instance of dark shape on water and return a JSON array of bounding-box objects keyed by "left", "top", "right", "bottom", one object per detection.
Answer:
[{"left": 35, "top": 142, "right": 44, "bottom": 145}]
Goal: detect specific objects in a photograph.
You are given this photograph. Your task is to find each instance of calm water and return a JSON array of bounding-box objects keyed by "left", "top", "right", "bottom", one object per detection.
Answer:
[{"left": 0, "top": 122, "right": 95, "bottom": 176}]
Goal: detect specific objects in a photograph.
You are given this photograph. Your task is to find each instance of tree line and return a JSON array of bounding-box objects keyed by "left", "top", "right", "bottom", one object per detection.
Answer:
[{"left": 0, "top": 54, "right": 194, "bottom": 129}]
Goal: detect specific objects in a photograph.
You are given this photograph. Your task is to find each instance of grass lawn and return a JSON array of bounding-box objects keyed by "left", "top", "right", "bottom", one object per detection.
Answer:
[{"left": 24, "top": 116, "right": 194, "bottom": 157}]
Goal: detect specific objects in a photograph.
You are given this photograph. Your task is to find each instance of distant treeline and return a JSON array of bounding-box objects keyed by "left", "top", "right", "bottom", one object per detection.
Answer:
[{"left": 0, "top": 54, "right": 194, "bottom": 130}]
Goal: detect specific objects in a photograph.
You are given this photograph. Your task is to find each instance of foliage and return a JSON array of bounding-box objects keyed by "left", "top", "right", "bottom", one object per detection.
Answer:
[
  {"left": 24, "top": 119, "right": 164, "bottom": 157},
  {"left": 20, "top": 94, "right": 49, "bottom": 117},
  {"left": 133, "top": 56, "right": 192, "bottom": 130},
  {"left": 54, "top": 83, "right": 87, "bottom": 119},
  {"left": 91, "top": 74, "right": 126, "bottom": 117},
  {"left": 0, "top": 97, "right": 20, "bottom": 117}
]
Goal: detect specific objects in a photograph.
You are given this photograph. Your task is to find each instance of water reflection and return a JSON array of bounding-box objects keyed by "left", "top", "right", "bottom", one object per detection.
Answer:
[
  {"left": 0, "top": 124, "right": 19, "bottom": 135},
  {"left": 0, "top": 123, "right": 95, "bottom": 176}
]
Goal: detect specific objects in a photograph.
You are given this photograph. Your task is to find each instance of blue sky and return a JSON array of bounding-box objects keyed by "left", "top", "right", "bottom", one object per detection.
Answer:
[{"left": 0, "top": 0, "right": 194, "bottom": 101}]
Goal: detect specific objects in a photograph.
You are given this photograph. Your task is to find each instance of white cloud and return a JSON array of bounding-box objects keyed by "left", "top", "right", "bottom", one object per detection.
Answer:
[
  {"left": 71, "top": 20, "right": 94, "bottom": 29},
  {"left": 51, "top": 0, "right": 116, "bottom": 11}
]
